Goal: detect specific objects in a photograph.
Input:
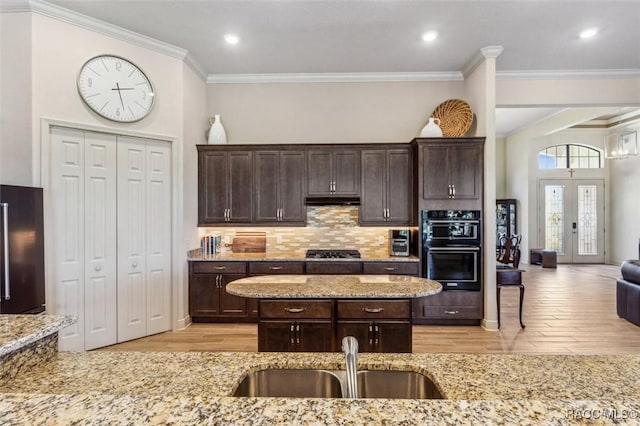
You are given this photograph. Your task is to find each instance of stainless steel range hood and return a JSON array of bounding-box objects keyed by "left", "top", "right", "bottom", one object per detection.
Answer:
[{"left": 304, "top": 196, "right": 361, "bottom": 206}]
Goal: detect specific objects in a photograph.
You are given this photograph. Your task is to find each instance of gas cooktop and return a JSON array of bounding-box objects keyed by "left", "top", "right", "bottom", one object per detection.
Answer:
[{"left": 305, "top": 249, "right": 361, "bottom": 259}]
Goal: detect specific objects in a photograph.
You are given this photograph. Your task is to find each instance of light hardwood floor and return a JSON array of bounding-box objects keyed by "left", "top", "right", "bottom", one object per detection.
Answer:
[{"left": 98, "top": 264, "right": 640, "bottom": 355}]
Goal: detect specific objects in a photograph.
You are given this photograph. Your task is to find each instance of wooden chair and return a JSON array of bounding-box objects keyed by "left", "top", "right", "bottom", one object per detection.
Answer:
[
  {"left": 496, "top": 233, "right": 525, "bottom": 328},
  {"left": 497, "top": 233, "right": 522, "bottom": 268}
]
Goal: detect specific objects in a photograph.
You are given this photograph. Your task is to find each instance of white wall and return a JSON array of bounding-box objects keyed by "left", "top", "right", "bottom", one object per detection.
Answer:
[
  {"left": 180, "top": 62, "right": 206, "bottom": 327},
  {"left": 608, "top": 121, "right": 640, "bottom": 264},
  {"left": 206, "top": 81, "right": 466, "bottom": 144},
  {"left": 11, "top": 12, "right": 195, "bottom": 331},
  {"left": 0, "top": 12, "right": 32, "bottom": 185},
  {"left": 497, "top": 76, "right": 640, "bottom": 106},
  {"left": 505, "top": 107, "right": 622, "bottom": 263}
]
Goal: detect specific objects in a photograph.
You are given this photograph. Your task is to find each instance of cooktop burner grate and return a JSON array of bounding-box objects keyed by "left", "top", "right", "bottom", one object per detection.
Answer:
[{"left": 305, "top": 249, "right": 361, "bottom": 259}]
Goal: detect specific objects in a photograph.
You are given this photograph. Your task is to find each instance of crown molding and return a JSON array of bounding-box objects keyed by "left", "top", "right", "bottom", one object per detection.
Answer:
[
  {"left": 206, "top": 71, "right": 464, "bottom": 84},
  {"left": 27, "top": 0, "right": 188, "bottom": 59},
  {"left": 497, "top": 69, "right": 640, "bottom": 80},
  {"left": 1, "top": 0, "right": 207, "bottom": 82},
  {"left": 462, "top": 46, "right": 504, "bottom": 79}
]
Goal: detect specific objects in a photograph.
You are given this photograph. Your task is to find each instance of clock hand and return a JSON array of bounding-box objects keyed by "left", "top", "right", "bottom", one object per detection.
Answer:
[{"left": 115, "top": 82, "right": 125, "bottom": 109}]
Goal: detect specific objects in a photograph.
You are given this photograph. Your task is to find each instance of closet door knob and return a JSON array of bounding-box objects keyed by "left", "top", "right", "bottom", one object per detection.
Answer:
[
  {"left": 95, "top": 266, "right": 102, "bottom": 272},
  {"left": 132, "top": 262, "right": 138, "bottom": 268}
]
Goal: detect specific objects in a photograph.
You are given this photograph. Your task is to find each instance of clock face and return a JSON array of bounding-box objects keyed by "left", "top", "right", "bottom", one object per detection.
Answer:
[{"left": 77, "top": 55, "right": 155, "bottom": 122}]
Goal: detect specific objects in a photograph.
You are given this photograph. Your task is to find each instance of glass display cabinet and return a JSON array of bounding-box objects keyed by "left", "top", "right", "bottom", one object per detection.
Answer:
[{"left": 496, "top": 199, "right": 517, "bottom": 246}]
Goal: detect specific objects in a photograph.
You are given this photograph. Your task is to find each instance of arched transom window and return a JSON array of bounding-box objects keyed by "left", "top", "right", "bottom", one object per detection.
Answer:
[{"left": 538, "top": 144, "right": 602, "bottom": 169}]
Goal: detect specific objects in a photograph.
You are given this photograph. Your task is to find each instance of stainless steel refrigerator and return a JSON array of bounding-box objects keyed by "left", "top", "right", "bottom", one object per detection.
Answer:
[{"left": 0, "top": 185, "right": 45, "bottom": 314}]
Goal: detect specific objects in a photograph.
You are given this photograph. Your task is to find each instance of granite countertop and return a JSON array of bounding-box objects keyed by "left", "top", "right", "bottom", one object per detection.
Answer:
[
  {"left": 0, "top": 315, "right": 75, "bottom": 358},
  {"left": 187, "top": 249, "right": 420, "bottom": 263},
  {"left": 0, "top": 350, "right": 639, "bottom": 424},
  {"left": 226, "top": 274, "right": 441, "bottom": 298}
]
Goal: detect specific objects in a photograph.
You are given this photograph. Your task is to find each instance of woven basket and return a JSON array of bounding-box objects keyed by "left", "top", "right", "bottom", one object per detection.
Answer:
[{"left": 432, "top": 99, "right": 473, "bottom": 137}]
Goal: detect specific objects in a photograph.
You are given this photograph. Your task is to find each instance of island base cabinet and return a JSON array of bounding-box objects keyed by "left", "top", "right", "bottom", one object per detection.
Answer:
[
  {"left": 336, "top": 321, "right": 411, "bottom": 353},
  {"left": 258, "top": 320, "right": 334, "bottom": 352},
  {"left": 413, "top": 291, "right": 482, "bottom": 325}
]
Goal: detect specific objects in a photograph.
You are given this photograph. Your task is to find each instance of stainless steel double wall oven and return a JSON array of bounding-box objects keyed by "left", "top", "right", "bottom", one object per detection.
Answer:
[{"left": 421, "top": 210, "right": 482, "bottom": 291}]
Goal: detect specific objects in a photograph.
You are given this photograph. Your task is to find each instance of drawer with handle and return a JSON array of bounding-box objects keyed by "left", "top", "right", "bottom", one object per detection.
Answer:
[
  {"left": 362, "top": 262, "right": 419, "bottom": 276},
  {"left": 419, "top": 305, "right": 480, "bottom": 319},
  {"left": 193, "top": 262, "right": 247, "bottom": 274},
  {"left": 260, "top": 299, "right": 334, "bottom": 319},
  {"left": 249, "top": 261, "right": 305, "bottom": 275},
  {"left": 337, "top": 299, "right": 411, "bottom": 319}
]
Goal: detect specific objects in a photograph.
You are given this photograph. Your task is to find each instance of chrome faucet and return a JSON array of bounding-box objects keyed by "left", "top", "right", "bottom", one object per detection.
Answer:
[{"left": 342, "top": 336, "right": 359, "bottom": 398}]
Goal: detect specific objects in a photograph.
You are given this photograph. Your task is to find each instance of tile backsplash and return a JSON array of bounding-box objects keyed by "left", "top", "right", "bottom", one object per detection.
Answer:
[{"left": 199, "top": 206, "right": 416, "bottom": 256}]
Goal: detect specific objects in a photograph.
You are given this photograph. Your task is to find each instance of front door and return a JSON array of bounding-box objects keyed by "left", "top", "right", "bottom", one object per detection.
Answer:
[{"left": 538, "top": 179, "right": 605, "bottom": 263}]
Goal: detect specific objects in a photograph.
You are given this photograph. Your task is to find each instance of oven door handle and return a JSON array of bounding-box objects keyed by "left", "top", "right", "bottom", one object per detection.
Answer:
[
  {"left": 426, "top": 246, "right": 480, "bottom": 251},
  {"left": 425, "top": 219, "right": 480, "bottom": 224}
]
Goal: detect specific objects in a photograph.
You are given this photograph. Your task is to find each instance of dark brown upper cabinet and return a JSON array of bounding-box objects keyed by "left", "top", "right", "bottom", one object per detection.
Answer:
[
  {"left": 254, "top": 150, "right": 306, "bottom": 225},
  {"left": 416, "top": 138, "right": 484, "bottom": 210},
  {"left": 307, "top": 148, "right": 360, "bottom": 197},
  {"left": 198, "top": 146, "right": 253, "bottom": 225},
  {"left": 360, "top": 147, "right": 414, "bottom": 225}
]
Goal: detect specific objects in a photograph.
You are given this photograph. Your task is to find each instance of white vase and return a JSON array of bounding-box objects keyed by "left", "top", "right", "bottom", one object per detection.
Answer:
[
  {"left": 420, "top": 117, "right": 443, "bottom": 137},
  {"left": 207, "top": 114, "right": 227, "bottom": 144}
]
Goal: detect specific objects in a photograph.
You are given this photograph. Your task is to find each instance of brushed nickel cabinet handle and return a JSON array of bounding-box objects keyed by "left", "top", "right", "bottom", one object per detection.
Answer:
[
  {"left": 384, "top": 267, "right": 396, "bottom": 271},
  {"left": 444, "top": 310, "right": 459, "bottom": 315},
  {"left": 363, "top": 307, "right": 384, "bottom": 313},
  {"left": 269, "top": 266, "right": 283, "bottom": 271},
  {"left": 284, "top": 307, "right": 306, "bottom": 313},
  {"left": 1, "top": 203, "right": 10, "bottom": 300},
  {"left": 214, "top": 266, "right": 226, "bottom": 270}
]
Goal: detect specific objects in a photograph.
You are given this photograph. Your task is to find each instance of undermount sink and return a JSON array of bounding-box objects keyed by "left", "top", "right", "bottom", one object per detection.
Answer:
[
  {"left": 233, "top": 369, "right": 343, "bottom": 398},
  {"left": 233, "top": 369, "right": 443, "bottom": 399}
]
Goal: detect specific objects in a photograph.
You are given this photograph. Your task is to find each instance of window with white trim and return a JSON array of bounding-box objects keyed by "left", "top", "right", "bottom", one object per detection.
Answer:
[{"left": 538, "top": 144, "right": 602, "bottom": 169}]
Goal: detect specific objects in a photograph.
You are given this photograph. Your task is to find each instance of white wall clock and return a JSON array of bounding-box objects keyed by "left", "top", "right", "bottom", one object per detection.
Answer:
[{"left": 77, "top": 54, "right": 155, "bottom": 122}]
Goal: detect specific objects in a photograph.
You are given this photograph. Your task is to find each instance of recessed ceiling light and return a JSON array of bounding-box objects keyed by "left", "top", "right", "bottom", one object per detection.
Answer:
[
  {"left": 224, "top": 34, "right": 240, "bottom": 45},
  {"left": 422, "top": 31, "right": 438, "bottom": 42},
  {"left": 579, "top": 28, "right": 598, "bottom": 39}
]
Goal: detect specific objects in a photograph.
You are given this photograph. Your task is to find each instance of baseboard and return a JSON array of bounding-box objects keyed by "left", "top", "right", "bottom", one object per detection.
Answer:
[
  {"left": 481, "top": 318, "right": 499, "bottom": 331},
  {"left": 176, "top": 315, "right": 191, "bottom": 331}
]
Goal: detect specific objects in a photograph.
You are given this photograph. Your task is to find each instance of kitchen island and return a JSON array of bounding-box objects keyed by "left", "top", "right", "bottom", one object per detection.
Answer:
[
  {"left": 227, "top": 274, "right": 441, "bottom": 352},
  {"left": 0, "top": 315, "right": 639, "bottom": 424}
]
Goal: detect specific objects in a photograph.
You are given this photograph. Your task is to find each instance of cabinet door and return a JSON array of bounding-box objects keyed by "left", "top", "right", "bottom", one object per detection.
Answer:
[
  {"left": 199, "top": 151, "right": 228, "bottom": 224},
  {"left": 376, "top": 321, "right": 412, "bottom": 353},
  {"left": 219, "top": 274, "right": 249, "bottom": 316},
  {"left": 297, "top": 321, "right": 335, "bottom": 352},
  {"left": 254, "top": 151, "right": 279, "bottom": 222},
  {"left": 228, "top": 151, "right": 253, "bottom": 222},
  {"left": 333, "top": 150, "right": 360, "bottom": 196},
  {"left": 360, "top": 150, "right": 386, "bottom": 223},
  {"left": 449, "top": 143, "right": 482, "bottom": 200},
  {"left": 279, "top": 151, "right": 306, "bottom": 223},
  {"left": 307, "top": 150, "right": 332, "bottom": 196},
  {"left": 421, "top": 144, "right": 450, "bottom": 200},
  {"left": 336, "top": 321, "right": 375, "bottom": 352},
  {"left": 386, "top": 149, "right": 413, "bottom": 224},
  {"left": 258, "top": 320, "right": 295, "bottom": 352},
  {"left": 189, "top": 273, "right": 220, "bottom": 317}
]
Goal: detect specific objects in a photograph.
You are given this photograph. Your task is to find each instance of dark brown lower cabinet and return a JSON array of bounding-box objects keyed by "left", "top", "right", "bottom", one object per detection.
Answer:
[
  {"left": 413, "top": 290, "right": 482, "bottom": 325},
  {"left": 259, "top": 320, "right": 334, "bottom": 352},
  {"left": 336, "top": 320, "right": 411, "bottom": 353},
  {"left": 258, "top": 299, "right": 335, "bottom": 352},
  {"left": 335, "top": 299, "right": 412, "bottom": 353},
  {"left": 189, "top": 261, "right": 252, "bottom": 323}
]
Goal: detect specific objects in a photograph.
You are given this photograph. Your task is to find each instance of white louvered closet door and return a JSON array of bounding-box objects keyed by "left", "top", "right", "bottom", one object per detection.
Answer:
[
  {"left": 117, "top": 136, "right": 171, "bottom": 342},
  {"left": 51, "top": 127, "right": 117, "bottom": 351}
]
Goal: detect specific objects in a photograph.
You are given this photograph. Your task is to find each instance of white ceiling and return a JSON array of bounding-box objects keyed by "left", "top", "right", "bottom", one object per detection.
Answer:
[
  {"left": 24, "top": 1, "right": 640, "bottom": 135},
  {"left": 44, "top": 0, "right": 640, "bottom": 75}
]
